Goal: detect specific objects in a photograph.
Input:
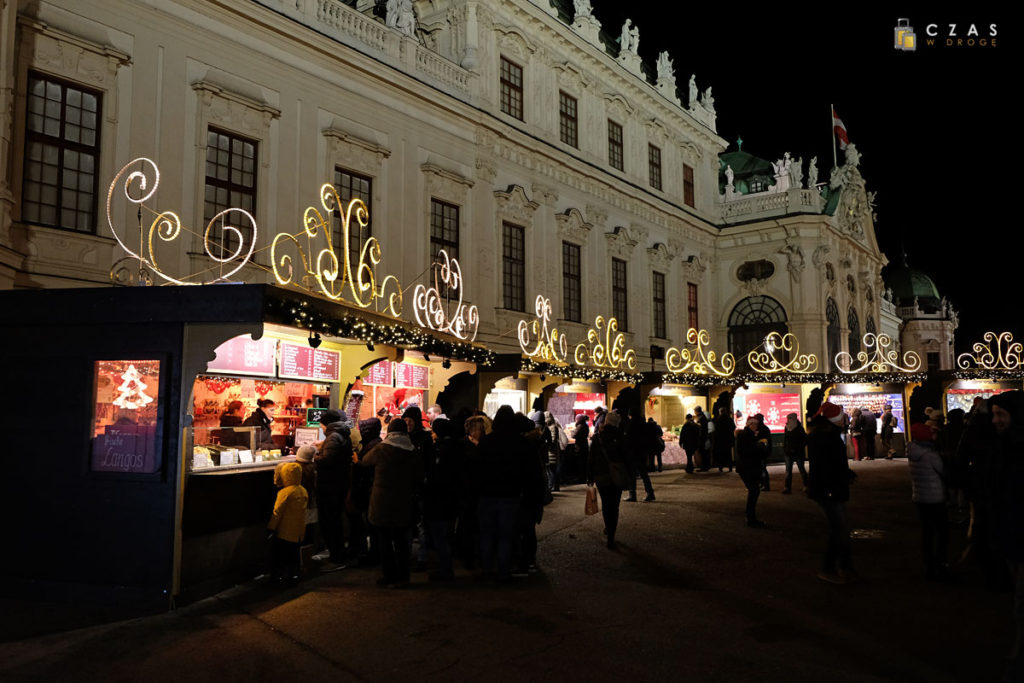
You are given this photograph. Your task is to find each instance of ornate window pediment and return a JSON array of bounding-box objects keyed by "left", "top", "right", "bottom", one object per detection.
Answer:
[
  {"left": 555, "top": 207, "right": 593, "bottom": 244},
  {"left": 494, "top": 24, "right": 537, "bottom": 60},
  {"left": 647, "top": 242, "right": 676, "bottom": 271},
  {"left": 494, "top": 185, "right": 539, "bottom": 226},
  {"left": 605, "top": 225, "right": 640, "bottom": 259}
]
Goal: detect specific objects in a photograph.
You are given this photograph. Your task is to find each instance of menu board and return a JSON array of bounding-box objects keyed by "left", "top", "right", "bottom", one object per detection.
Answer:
[
  {"left": 279, "top": 342, "right": 341, "bottom": 382},
  {"left": 365, "top": 360, "right": 393, "bottom": 386},
  {"left": 207, "top": 335, "right": 277, "bottom": 377},
  {"left": 395, "top": 362, "right": 429, "bottom": 389}
]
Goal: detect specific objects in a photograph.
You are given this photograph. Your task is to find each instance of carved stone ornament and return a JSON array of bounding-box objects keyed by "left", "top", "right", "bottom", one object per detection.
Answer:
[
  {"left": 779, "top": 240, "right": 806, "bottom": 283},
  {"left": 194, "top": 81, "right": 281, "bottom": 140},
  {"left": 812, "top": 244, "right": 831, "bottom": 268},
  {"left": 555, "top": 208, "right": 593, "bottom": 244},
  {"left": 681, "top": 253, "right": 708, "bottom": 280},
  {"left": 323, "top": 128, "right": 390, "bottom": 176},
  {"left": 494, "top": 24, "right": 537, "bottom": 61},
  {"left": 603, "top": 93, "right": 635, "bottom": 121},
  {"left": 647, "top": 242, "right": 676, "bottom": 271},
  {"left": 605, "top": 226, "right": 639, "bottom": 259},
  {"left": 422, "top": 163, "right": 474, "bottom": 203},
  {"left": 494, "top": 185, "right": 539, "bottom": 226}
]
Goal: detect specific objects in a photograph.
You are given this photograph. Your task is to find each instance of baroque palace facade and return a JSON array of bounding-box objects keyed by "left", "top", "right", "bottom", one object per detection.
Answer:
[{"left": 0, "top": 0, "right": 896, "bottom": 375}]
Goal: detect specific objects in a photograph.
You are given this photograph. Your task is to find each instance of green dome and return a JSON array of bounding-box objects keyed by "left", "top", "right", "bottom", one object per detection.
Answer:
[
  {"left": 719, "top": 149, "right": 775, "bottom": 195},
  {"left": 883, "top": 257, "right": 942, "bottom": 313}
]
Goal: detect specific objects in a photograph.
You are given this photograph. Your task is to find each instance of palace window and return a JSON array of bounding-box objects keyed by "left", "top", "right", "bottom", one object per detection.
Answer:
[
  {"left": 502, "top": 222, "right": 526, "bottom": 312},
  {"left": 608, "top": 120, "right": 623, "bottom": 171},
  {"left": 204, "top": 128, "right": 257, "bottom": 259},
  {"left": 333, "top": 168, "right": 372, "bottom": 260},
  {"left": 687, "top": 283, "right": 699, "bottom": 330},
  {"left": 683, "top": 163, "right": 695, "bottom": 207},
  {"left": 559, "top": 91, "right": 578, "bottom": 148},
  {"left": 612, "top": 258, "right": 628, "bottom": 331},
  {"left": 500, "top": 57, "right": 523, "bottom": 121},
  {"left": 22, "top": 72, "right": 102, "bottom": 233},
  {"left": 648, "top": 144, "right": 662, "bottom": 191},
  {"left": 652, "top": 271, "right": 666, "bottom": 338},
  {"left": 562, "top": 242, "right": 582, "bottom": 323}
]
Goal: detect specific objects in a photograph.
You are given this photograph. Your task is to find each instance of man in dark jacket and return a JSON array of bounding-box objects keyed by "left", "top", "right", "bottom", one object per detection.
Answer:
[
  {"left": 712, "top": 406, "right": 736, "bottom": 472},
  {"left": 680, "top": 414, "right": 701, "bottom": 474},
  {"left": 736, "top": 416, "right": 768, "bottom": 528},
  {"left": 403, "top": 406, "right": 433, "bottom": 571},
  {"left": 350, "top": 418, "right": 382, "bottom": 564},
  {"left": 476, "top": 406, "right": 529, "bottom": 580},
  {"left": 782, "top": 413, "right": 808, "bottom": 494},
  {"left": 624, "top": 409, "right": 655, "bottom": 502},
  {"left": 315, "top": 409, "right": 353, "bottom": 565},
  {"left": 807, "top": 402, "right": 857, "bottom": 583},
  {"left": 694, "top": 406, "right": 710, "bottom": 471},
  {"left": 755, "top": 413, "right": 772, "bottom": 491},
  {"left": 859, "top": 408, "right": 878, "bottom": 461}
]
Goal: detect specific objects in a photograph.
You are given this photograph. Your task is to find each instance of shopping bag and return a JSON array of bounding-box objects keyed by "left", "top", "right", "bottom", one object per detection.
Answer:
[{"left": 584, "top": 485, "right": 600, "bottom": 515}]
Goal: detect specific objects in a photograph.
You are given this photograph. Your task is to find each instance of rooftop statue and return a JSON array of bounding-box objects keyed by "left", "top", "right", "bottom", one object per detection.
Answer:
[
  {"left": 386, "top": 0, "right": 417, "bottom": 39},
  {"left": 656, "top": 51, "right": 674, "bottom": 83},
  {"left": 688, "top": 75, "right": 698, "bottom": 109},
  {"left": 573, "top": 0, "right": 593, "bottom": 18},
  {"left": 700, "top": 86, "right": 715, "bottom": 113}
]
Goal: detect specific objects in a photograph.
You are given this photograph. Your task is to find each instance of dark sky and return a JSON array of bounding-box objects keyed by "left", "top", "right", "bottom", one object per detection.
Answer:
[{"left": 587, "top": 3, "right": 1013, "bottom": 347}]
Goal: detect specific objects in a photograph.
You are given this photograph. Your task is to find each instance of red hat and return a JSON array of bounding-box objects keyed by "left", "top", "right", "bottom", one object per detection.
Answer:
[
  {"left": 910, "top": 423, "right": 934, "bottom": 442},
  {"left": 815, "top": 402, "right": 844, "bottom": 425}
]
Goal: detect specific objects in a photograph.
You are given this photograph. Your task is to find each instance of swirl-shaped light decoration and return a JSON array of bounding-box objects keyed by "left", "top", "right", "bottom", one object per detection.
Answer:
[
  {"left": 666, "top": 328, "right": 736, "bottom": 377},
  {"left": 271, "top": 184, "right": 402, "bottom": 316},
  {"left": 518, "top": 295, "right": 568, "bottom": 363},
  {"left": 573, "top": 316, "right": 637, "bottom": 370},
  {"left": 411, "top": 250, "right": 479, "bottom": 341},
  {"left": 106, "top": 158, "right": 257, "bottom": 285},
  {"left": 747, "top": 331, "right": 819, "bottom": 374},
  {"left": 835, "top": 332, "right": 922, "bottom": 374},
  {"left": 957, "top": 331, "right": 1023, "bottom": 371}
]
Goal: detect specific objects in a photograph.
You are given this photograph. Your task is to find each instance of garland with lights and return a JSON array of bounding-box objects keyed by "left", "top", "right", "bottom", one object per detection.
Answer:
[
  {"left": 952, "top": 369, "right": 1024, "bottom": 381},
  {"left": 520, "top": 358, "right": 644, "bottom": 385},
  {"left": 265, "top": 296, "right": 495, "bottom": 366}
]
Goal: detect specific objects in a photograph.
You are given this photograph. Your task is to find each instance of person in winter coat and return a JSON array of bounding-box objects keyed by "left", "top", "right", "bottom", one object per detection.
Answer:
[
  {"left": 680, "top": 414, "right": 701, "bottom": 474},
  {"left": 361, "top": 418, "right": 425, "bottom": 587},
  {"left": 422, "top": 417, "right": 464, "bottom": 581},
  {"left": 295, "top": 445, "right": 318, "bottom": 544},
  {"left": 543, "top": 412, "right": 567, "bottom": 491},
  {"left": 782, "top": 413, "right": 809, "bottom": 494},
  {"left": 807, "top": 402, "right": 857, "bottom": 584},
  {"left": 907, "top": 423, "right": 948, "bottom": 580},
  {"left": 736, "top": 417, "right": 768, "bottom": 528},
  {"left": 694, "top": 406, "right": 710, "bottom": 471},
  {"left": 754, "top": 414, "right": 772, "bottom": 491},
  {"left": 314, "top": 409, "right": 353, "bottom": 565},
  {"left": 712, "top": 407, "right": 736, "bottom": 473},
  {"left": 515, "top": 414, "right": 549, "bottom": 576},
  {"left": 859, "top": 408, "right": 878, "bottom": 461},
  {"left": 403, "top": 405, "right": 434, "bottom": 572},
  {"left": 624, "top": 409, "right": 655, "bottom": 502},
  {"left": 572, "top": 414, "right": 590, "bottom": 483},
  {"left": 588, "top": 411, "right": 630, "bottom": 549},
  {"left": 242, "top": 398, "right": 277, "bottom": 451},
  {"left": 880, "top": 405, "right": 899, "bottom": 458},
  {"left": 267, "top": 461, "right": 309, "bottom": 586},
  {"left": 350, "top": 418, "right": 383, "bottom": 565},
  {"left": 476, "top": 405, "right": 529, "bottom": 580},
  {"left": 647, "top": 417, "right": 665, "bottom": 472}
]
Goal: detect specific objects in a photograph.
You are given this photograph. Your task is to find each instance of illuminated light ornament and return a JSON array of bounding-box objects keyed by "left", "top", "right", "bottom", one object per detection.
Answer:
[
  {"left": 574, "top": 316, "right": 637, "bottom": 370},
  {"left": 112, "top": 364, "right": 154, "bottom": 410},
  {"left": 518, "top": 295, "right": 568, "bottom": 363},
  {"left": 106, "top": 158, "right": 257, "bottom": 285},
  {"left": 665, "top": 328, "right": 736, "bottom": 377},
  {"left": 411, "top": 250, "right": 480, "bottom": 342},
  {"left": 835, "top": 332, "right": 922, "bottom": 374},
  {"left": 747, "top": 332, "right": 819, "bottom": 374},
  {"left": 271, "top": 185, "right": 402, "bottom": 316},
  {"left": 957, "top": 331, "right": 1023, "bottom": 371}
]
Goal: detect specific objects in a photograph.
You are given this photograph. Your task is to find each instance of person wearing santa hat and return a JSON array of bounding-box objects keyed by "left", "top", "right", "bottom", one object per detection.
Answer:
[{"left": 807, "top": 402, "right": 859, "bottom": 584}]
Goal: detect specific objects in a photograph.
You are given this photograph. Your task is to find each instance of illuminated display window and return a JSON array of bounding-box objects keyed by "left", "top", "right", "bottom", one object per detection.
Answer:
[{"left": 91, "top": 360, "right": 161, "bottom": 473}]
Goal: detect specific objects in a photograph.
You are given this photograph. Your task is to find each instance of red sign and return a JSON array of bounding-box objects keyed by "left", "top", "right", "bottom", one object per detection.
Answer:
[
  {"left": 365, "top": 360, "right": 393, "bottom": 386},
  {"left": 206, "top": 335, "right": 277, "bottom": 377},
  {"left": 395, "top": 362, "right": 429, "bottom": 389},
  {"left": 279, "top": 342, "right": 341, "bottom": 382},
  {"left": 736, "top": 392, "right": 801, "bottom": 433}
]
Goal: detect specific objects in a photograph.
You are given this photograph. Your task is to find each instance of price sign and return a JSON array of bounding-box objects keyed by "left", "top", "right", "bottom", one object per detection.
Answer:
[
  {"left": 279, "top": 342, "right": 341, "bottom": 382},
  {"left": 395, "top": 362, "right": 429, "bottom": 389},
  {"left": 207, "top": 336, "right": 277, "bottom": 377},
  {"left": 365, "top": 360, "right": 392, "bottom": 386}
]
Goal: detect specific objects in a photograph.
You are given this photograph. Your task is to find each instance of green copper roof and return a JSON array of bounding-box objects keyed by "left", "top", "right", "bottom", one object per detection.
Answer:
[{"left": 883, "top": 258, "right": 942, "bottom": 310}]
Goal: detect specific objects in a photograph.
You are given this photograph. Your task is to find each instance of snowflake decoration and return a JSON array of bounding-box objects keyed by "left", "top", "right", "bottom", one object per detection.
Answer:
[
  {"left": 767, "top": 406, "right": 780, "bottom": 425},
  {"left": 746, "top": 400, "right": 761, "bottom": 417}
]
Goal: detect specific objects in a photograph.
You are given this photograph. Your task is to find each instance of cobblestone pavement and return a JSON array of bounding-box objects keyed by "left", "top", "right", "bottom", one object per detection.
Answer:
[{"left": 0, "top": 461, "right": 1009, "bottom": 682}]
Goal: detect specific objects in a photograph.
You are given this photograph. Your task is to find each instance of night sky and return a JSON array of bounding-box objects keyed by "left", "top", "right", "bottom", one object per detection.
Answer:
[{"left": 587, "top": 3, "right": 1013, "bottom": 348}]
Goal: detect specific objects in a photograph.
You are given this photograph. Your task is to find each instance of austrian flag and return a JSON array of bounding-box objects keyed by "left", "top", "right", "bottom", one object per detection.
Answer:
[{"left": 832, "top": 108, "right": 849, "bottom": 150}]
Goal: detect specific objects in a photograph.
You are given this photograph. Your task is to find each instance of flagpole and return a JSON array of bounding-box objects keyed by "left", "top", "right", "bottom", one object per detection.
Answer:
[{"left": 830, "top": 103, "right": 837, "bottom": 168}]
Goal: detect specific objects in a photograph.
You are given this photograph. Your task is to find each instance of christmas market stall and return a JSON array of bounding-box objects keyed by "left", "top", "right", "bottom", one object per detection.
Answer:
[
  {"left": 945, "top": 332, "right": 1024, "bottom": 413},
  {"left": 826, "top": 333, "right": 926, "bottom": 458}
]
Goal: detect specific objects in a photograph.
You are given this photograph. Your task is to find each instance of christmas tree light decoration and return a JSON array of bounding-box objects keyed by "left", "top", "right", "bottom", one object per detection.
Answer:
[
  {"left": 747, "top": 332, "right": 819, "bottom": 374},
  {"left": 112, "top": 364, "right": 154, "bottom": 410},
  {"left": 835, "top": 332, "right": 921, "bottom": 374},
  {"left": 518, "top": 295, "right": 568, "bottom": 363},
  {"left": 957, "top": 331, "right": 1023, "bottom": 371},
  {"left": 412, "top": 250, "right": 480, "bottom": 341},
  {"left": 107, "top": 158, "right": 257, "bottom": 286},
  {"left": 666, "top": 328, "right": 736, "bottom": 377},
  {"left": 271, "top": 186, "right": 402, "bottom": 317},
  {"left": 574, "top": 316, "right": 637, "bottom": 370}
]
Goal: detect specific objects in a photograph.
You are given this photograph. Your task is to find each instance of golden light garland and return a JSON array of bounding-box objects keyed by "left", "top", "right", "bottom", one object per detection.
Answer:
[
  {"left": 574, "top": 316, "right": 637, "bottom": 370},
  {"left": 107, "top": 158, "right": 257, "bottom": 285},
  {"left": 747, "top": 332, "right": 819, "bottom": 374},
  {"left": 835, "top": 332, "right": 922, "bottom": 374},
  {"left": 957, "top": 331, "right": 1023, "bottom": 371},
  {"left": 271, "top": 184, "right": 402, "bottom": 316},
  {"left": 518, "top": 295, "right": 568, "bottom": 364},
  {"left": 411, "top": 249, "right": 480, "bottom": 341},
  {"left": 666, "top": 328, "right": 736, "bottom": 377}
]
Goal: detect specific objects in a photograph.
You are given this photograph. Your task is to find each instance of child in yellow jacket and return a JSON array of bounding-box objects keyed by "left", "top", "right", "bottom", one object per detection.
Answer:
[{"left": 268, "top": 461, "right": 309, "bottom": 585}]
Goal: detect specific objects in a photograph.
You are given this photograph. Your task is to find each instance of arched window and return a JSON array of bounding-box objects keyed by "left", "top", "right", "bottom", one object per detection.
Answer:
[
  {"left": 728, "top": 295, "right": 788, "bottom": 370},
  {"left": 846, "top": 275, "right": 856, "bottom": 294},
  {"left": 826, "top": 298, "right": 842, "bottom": 371},
  {"left": 848, "top": 306, "right": 861, "bottom": 359},
  {"left": 866, "top": 316, "right": 876, "bottom": 335},
  {"left": 865, "top": 287, "right": 874, "bottom": 303}
]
